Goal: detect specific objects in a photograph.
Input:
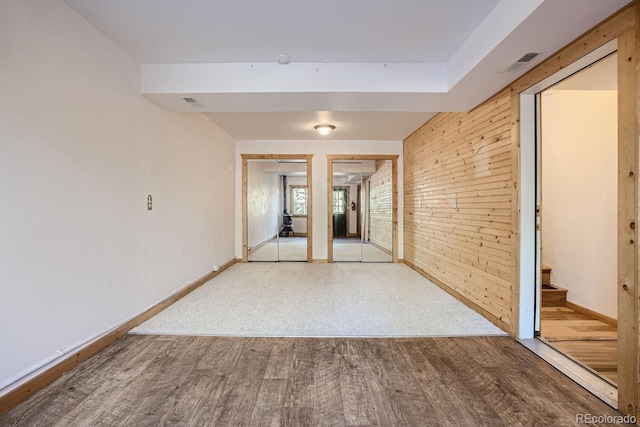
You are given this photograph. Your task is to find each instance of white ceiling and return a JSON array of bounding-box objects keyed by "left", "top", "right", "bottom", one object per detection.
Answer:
[
  {"left": 61, "top": 0, "right": 499, "bottom": 63},
  {"left": 63, "top": 0, "right": 631, "bottom": 141},
  {"left": 206, "top": 112, "right": 432, "bottom": 141}
]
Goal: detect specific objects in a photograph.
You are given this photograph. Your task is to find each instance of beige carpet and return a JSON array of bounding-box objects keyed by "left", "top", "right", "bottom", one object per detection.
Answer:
[{"left": 130, "top": 263, "right": 506, "bottom": 337}]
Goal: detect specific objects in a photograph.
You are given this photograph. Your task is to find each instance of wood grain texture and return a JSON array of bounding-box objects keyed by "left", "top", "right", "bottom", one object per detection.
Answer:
[
  {"left": 542, "top": 286, "right": 568, "bottom": 307},
  {"left": 404, "top": 260, "right": 509, "bottom": 333},
  {"left": 403, "top": 3, "right": 640, "bottom": 417},
  {"left": 510, "top": 90, "right": 521, "bottom": 338},
  {"left": 369, "top": 160, "right": 393, "bottom": 253},
  {"left": 565, "top": 301, "right": 618, "bottom": 328},
  {"left": 404, "top": 89, "right": 514, "bottom": 328},
  {"left": 617, "top": 4, "right": 640, "bottom": 418},
  {"left": 541, "top": 307, "right": 618, "bottom": 386},
  {"left": 0, "top": 335, "right": 625, "bottom": 426},
  {"left": 549, "top": 341, "right": 618, "bottom": 385},
  {"left": 0, "top": 258, "right": 236, "bottom": 416}
]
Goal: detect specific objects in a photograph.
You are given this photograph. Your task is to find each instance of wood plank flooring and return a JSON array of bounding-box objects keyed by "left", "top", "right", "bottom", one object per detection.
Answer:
[
  {"left": 540, "top": 307, "right": 618, "bottom": 385},
  {"left": 0, "top": 335, "right": 625, "bottom": 426}
]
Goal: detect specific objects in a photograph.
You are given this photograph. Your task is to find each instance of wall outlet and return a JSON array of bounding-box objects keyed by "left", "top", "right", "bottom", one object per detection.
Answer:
[{"left": 418, "top": 200, "right": 422, "bottom": 208}]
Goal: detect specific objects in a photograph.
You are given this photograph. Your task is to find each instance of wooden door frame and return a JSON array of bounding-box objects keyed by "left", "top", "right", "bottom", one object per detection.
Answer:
[
  {"left": 327, "top": 155, "right": 399, "bottom": 263},
  {"left": 242, "top": 154, "right": 313, "bottom": 262},
  {"left": 509, "top": 2, "right": 638, "bottom": 416}
]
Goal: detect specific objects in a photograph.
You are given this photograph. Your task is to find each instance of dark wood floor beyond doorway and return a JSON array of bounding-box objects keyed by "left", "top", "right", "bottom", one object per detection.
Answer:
[{"left": 0, "top": 335, "right": 625, "bottom": 426}]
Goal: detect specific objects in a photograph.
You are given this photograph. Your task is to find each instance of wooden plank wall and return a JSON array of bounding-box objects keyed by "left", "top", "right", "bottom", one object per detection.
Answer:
[
  {"left": 403, "top": 2, "right": 640, "bottom": 417},
  {"left": 404, "top": 91, "right": 512, "bottom": 329},
  {"left": 369, "top": 160, "right": 393, "bottom": 252}
]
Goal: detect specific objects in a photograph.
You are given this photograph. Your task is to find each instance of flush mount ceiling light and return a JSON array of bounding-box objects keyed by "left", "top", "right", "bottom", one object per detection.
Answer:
[
  {"left": 314, "top": 124, "right": 336, "bottom": 136},
  {"left": 276, "top": 54, "right": 291, "bottom": 65}
]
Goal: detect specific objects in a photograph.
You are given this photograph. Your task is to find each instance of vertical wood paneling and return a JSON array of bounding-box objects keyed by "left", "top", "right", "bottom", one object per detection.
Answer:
[
  {"left": 404, "top": 90, "right": 513, "bottom": 329},
  {"left": 369, "top": 161, "right": 393, "bottom": 253}
]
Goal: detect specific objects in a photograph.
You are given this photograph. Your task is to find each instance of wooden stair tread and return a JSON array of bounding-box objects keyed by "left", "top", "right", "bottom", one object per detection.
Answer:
[
  {"left": 540, "top": 307, "right": 591, "bottom": 321},
  {"left": 542, "top": 336, "right": 617, "bottom": 342},
  {"left": 542, "top": 286, "right": 567, "bottom": 293},
  {"left": 541, "top": 284, "right": 567, "bottom": 307},
  {"left": 540, "top": 319, "right": 617, "bottom": 340}
]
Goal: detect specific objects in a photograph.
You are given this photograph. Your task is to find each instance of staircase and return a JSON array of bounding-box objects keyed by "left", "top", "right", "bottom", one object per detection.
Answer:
[{"left": 541, "top": 266, "right": 567, "bottom": 307}]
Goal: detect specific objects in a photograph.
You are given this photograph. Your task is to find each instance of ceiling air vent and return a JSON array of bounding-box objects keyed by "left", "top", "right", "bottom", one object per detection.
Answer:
[
  {"left": 499, "top": 52, "right": 540, "bottom": 73},
  {"left": 182, "top": 96, "right": 202, "bottom": 107}
]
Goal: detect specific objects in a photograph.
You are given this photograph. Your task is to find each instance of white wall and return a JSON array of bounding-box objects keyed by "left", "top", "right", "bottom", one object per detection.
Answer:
[
  {"left": 541, "top": 90, "right": 617, "bottom": 319},
  {"left": 235, "top": 140, "right": 403, "bottom": 260},
  {"left": 247, "top": 162, "right": 279, "bottom": 247},
  {"left": 0, "top": 0, "right": 236, "bottom": 395}
]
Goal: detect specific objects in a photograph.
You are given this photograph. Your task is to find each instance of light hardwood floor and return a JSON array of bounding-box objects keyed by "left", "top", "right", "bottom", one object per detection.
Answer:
[
  {"left": 540, "top": 307, "right": 618, "bottom": 385},
  {"left": 0, "top": 335, "right": 624, "bottom": 426}
]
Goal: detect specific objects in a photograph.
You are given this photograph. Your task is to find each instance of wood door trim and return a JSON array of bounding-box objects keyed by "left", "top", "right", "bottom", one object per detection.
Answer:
[
  {"left": 241, "top": 154, "right": 313, "bottom": 262},
  {"left": 502, "top": 1, "right": 638, "bottom": 414},
  {"left": 327, "top": 155, "right": 399, "bottom": 263},
  {"left": 616, "top": 11, "right": 639, "bottom": 416}
]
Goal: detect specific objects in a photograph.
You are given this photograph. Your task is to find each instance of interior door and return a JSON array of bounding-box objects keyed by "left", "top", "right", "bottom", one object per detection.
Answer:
[
  {"left": 332, "top": 160, "right": 362, "bottom": 262},
  {"left": 333, "top": 188, "right": 348, "bottom": 237},
  {"left": 247, "top": 159, "right": 280, "bottom": 262},
  {"left": 362, "top": 160, "right": 393, "bottom": 263},
  {"left": 278, "top": 160, "right": 308, "bottom": 262}
]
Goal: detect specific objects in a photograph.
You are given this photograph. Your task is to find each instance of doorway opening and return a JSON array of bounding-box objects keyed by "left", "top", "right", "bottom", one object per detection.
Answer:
[
  {"left": 242, "top": 154, "right": 313, "bottom": 262},
  {"left": 332, "top": 187, "right": 349, "bottom": 238},
  {"left": 327, "top": 155, "right": 398, "bottom": 263},
  {"left": 518, "top": 40, "right": 619, "bottom": 406},
  {"left": 536, "top": 52, "right": 618, "bottom": 386}
]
